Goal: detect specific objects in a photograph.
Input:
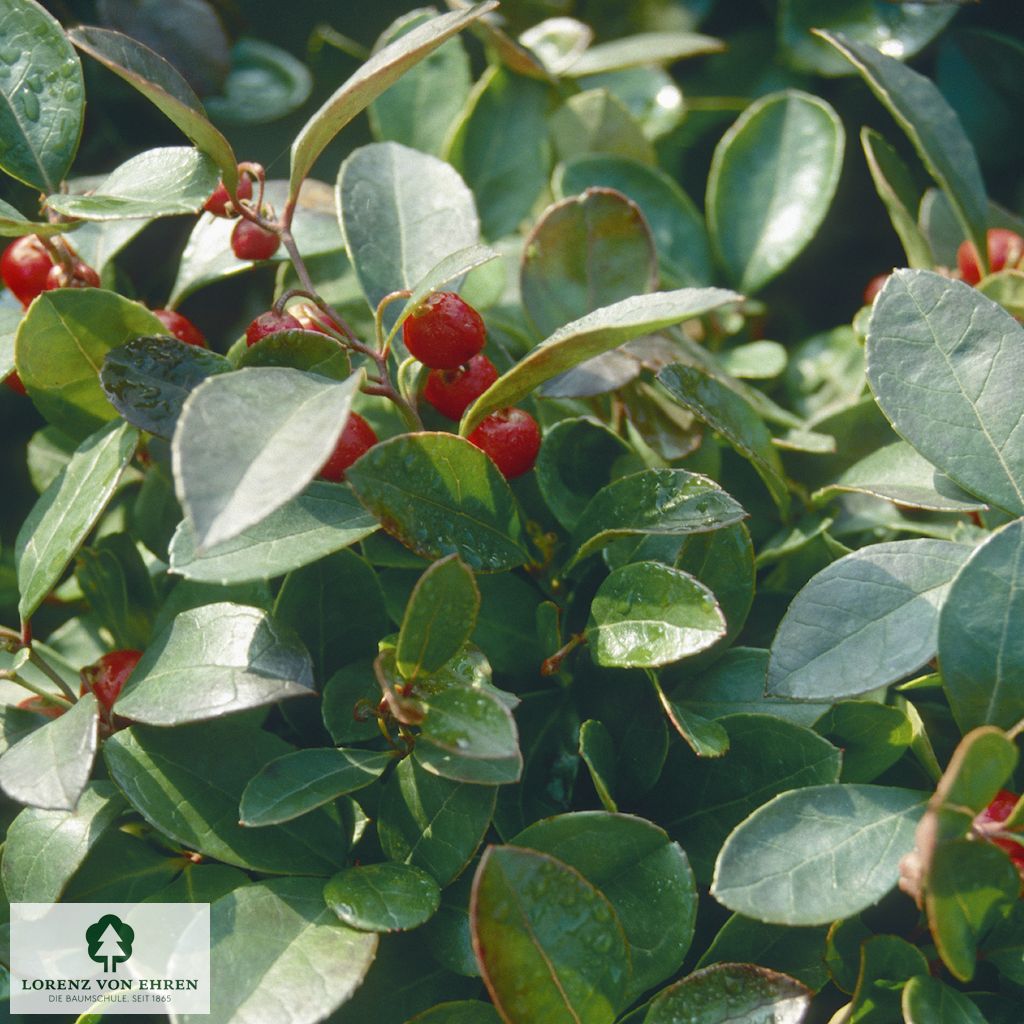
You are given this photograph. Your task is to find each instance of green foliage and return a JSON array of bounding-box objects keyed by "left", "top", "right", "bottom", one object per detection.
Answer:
[{"left": 1, "top": 1, "right": 1023, "bottom": 1022}]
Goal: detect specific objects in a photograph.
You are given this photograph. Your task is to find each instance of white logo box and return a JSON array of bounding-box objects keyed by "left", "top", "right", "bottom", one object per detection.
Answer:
[{"left": 11, "top": 902, "right": 210, "bottom": 1015}]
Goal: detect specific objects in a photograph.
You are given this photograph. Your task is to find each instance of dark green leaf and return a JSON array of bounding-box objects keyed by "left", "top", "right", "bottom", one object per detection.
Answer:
[
  {"left": 68, "top": 25, "right": 237, "bottom": 188},
  {"left": 578, "top": 719, "right": 617, "bottom": 812},
  {"left": 15, "top": 289, "right": 164, "bottom": 441},
  {"left": 446, "top": 66, "right": 552, "bottom": 240},
  {"left": 169, "top": 482, "right": 378, "bottom": 585},
  {"left": 817, "top": 31, "right": 987, "bottom": 262},
  {"left": 513, "top": 811, "right": 697, "bottom": 999},
  {"left": 322, "top": 659, "right": 384, "bottom": 745},
  {"left": 568, "top": 468, "right": 747, "bottom": 572},
  {"left": 104, "top": 721, "right": 349, "bottom": 874},
  {"left": 0, "top": 0, "right": 83, "bottom": 191},
  {"left": 398, "top": 556, "right": 480, "bottom": 681},
  {"left": 707, "top": 90, "right": 844, "bottom": 293},
  {"left": 415, "top": 686, "right": 522, "bottom": 785},
  {"left": 0, "top": 693, "right": 98, "bottom": 811},
  {"left": 712, "top": 784, "right": 927, "bottom": 925},
  {"left": 0, "top": 198, "right": 73, "bottom": 238},
  {"left": 407, "top": 1003, "right": 501, "bottom": 1024},
  {"left": 767, "top": 539, "right": 971, "bottom": 700},
  {"left": 379, "top": 756, "right": 496, "bottom": 886},
  {"left": 459, "top": 288, "right": 740, "bottom": 435},
  {"left": 550, "top": 88, "right": 654, "bottom": 166},
  {"left": 205, "top": 39, "right": 312, "bottom": 124},
  {"left": 867, "top": 271, "right": 1024, "bottom": 514},
  {"left": 181, "top": 877, "right": 377, "bottom": 1024},
  {"left": 338, "top": 142, "right": 479, "bottom": 316},
  {"left": 644, "top": 963, "right": 811, "bottom": 1024},
  {"left": 650, "top": 674, "right": 730, "bottom": 758},
  {"left": 172, "top": 366, "right": 363, "bottom": 549},
  {"left": 290, "top": 2, "right": 496, "bottom": 198},
  {"left": 658, "top": 363, "right": 790, "bottom": 516},
  {"left": 472, "top": 845, "right": 630, "bottom": 1024},
  {"left": 114, "top": 602, "right": 315, "bottom": 726},
  {"left": 522, "top": 188, "right": 656, "bottom": 338},
  {"left": 324, "top": 862, "right": 440, "bottom": 932},
  {"left": 587, "top": 562, "right": 725, "bottom": 668},
  {"left": 46, "top": 147, "right": 219, "bottom": 220},
  {"left": 346, "top": 433, "right": 528, "bottom": 572},
  {"left": 240, "top": 747, "right": 392, "bottom": 826},
  {"left": 813, "top": 701, "right": 913, "bottom": 783},
  {"left": 238, "top": 328, "right": 351, "bottom": 380},
  {"left": 839, "top": 934, "right": 929, "bottom": 1024},
  {"left": 100, "top": 334, "right": 232, "bottom": 440},
  {"left": 1, "top": 781, "right": 124, "bottom": 901},
  {"left": 16, "top": 420, "right": 138, "bottom": 619},
  {"left": 902, "top": 974, "right": 987, "bottom": 1024},
  {"left": 145, "top": 863, "right": 249, "bottom": 905}
]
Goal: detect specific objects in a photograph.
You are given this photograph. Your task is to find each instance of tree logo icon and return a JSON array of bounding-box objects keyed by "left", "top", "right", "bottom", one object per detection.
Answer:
[{"left": 85, "top": 914, "right": 134, "bottom": 973}]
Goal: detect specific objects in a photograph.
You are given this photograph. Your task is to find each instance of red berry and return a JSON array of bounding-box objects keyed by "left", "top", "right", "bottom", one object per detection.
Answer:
[
  {"left": 245, "top": 310, "right": 303, "bottom": 347},
  {"left": 319, "top": 412, "right": 378, "bottom": 482},
  {"left": 957, "top": 228, "right": 1024, "bottom": 286},
  {"left": 403, "top": 292, "right": 486, "bottom": 370},
  {"left": 467, "top": 407, "right": 541, "bottom": 479},
  {"left": 4, "top": 371, "right": 26, "bottom": 395},
  {"left": 1, "top": 235, "right": 56, "bottom": 307},
  {"left": 862, "top": 273, "right": 889, "bottom": 306},
  {"left": 44, "top": 261, "right": 100, "bottom": 291},
  {"left": 79, "top": 649, "right": 143, "bottom": 711},
  {"left": 975, "top": 789, "right": 1024, "bottom": 877},
  {"left": 231, "top": 220, "right": 280, "bottom": 261},
  {"left": 423, "top": 354, "right": 498, "bottom": 421},
  {"left": 153, "top": 308, "right": 207, "bottom": 347},
  {"left": 204, "top": 172, "right": 253, "bottom": 217},
  {"left": 16, "top": 695, "right": 65, "bottom": 719}
]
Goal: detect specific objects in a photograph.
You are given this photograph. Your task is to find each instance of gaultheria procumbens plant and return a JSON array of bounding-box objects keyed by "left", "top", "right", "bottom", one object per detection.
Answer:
[{"left": 0, "top": 0, "right": 1022, "bottom": 1020}]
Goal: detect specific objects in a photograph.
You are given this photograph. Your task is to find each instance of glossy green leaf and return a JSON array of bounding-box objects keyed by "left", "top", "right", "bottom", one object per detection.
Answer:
[
  {"left": 645, "top": 963, "right": 811, "bottom": 1024},
  {"left": 15, "top": 419, "right": 138, "bottom": 619},
  {"left": 0, "top": 0, "right": 83, "bottom": 191},
  {"left": 369, "top": 10, "right": 471, "bottom": 155},
  {"left": 650, "top": 673, "right": 730, "bottom": 758},
  {"left": 292, "top": 3, "right": 494, "bottom": 197},
  {"left": 867, "top": 271, "right": 1024, "bottom": 514},
  {"left": 767, "top": 539, "right": 971, "bottom": 701},
  {"left": 578, "top": 720, "right": 617, "bottom": 812},
  {"left": 407, "top": 1003, "right": 501, "bottom": 1024},
  {"left": 0, "top": 197, "right": 72, "bottom": 238},
  {"left": 513, "top": 811, "right": 697, "bottom": 999},
  {"left": 902, "top": 974, "right": 987, "bottom": 1024},
  {"left": 460, "top": 287, "right": 738, "bottom": 435},
  {"left": 15, "top": 289, "right": 164, "bottom": 441},
  {"left": 379, "top": 756, "right": 496, "bottom": 886},
  {"left": 939, "top": 518, "right": 1024, "bottom": 732},
  {"left": 100, "top": 334, "right": 232, "bottom": 440},
  {"left": 237, "top": 329, "right": 351, "bottom": 380},
  {"left": 325, "top": 862, "right": 440, "bottom": 932},
  {"left": 240, "top": 747, "right": 392, "bottom": 827},
  {"left": 415, "top": 685, "right": 521, "bottom": 785},
  {"left": 555, "top": 153, "right": 713, "bottom": 287},
  {"left": 397, "top": 556, "right": 480, "bottom": 681},
  {"left": 642, "top": 714, "right": 841, "bottom": 882},
  {"left": 321, "top": 659, "right": 382, "bottom": 746},
  {"left": 104, "top": 721, "right": 348, "bottom": 875},
  {"left": 781, "top": 0, "right": 955, "bottom": 77},
  {"left": 346, "top": 433, "right": 527, "bottom": 572},
  {"left": 565, "top": 31, "right": 723, "bottom": 76},
  {"left": 861, "top": 128, "right": 933, "bottom": 269},
  {"left": 1, "top": 781, "right": 124, "bottom": 901},
  {"left": 813, "top": 440, "right": 987, "bottom": 513},
  {"left": 707, "top": 90, "right": 844, "bottom": 293},
  {"left": 114, "top": 602, "right": 314, "bottom": 726},
  {"left": 472, "top": 845, "right": 630, "bottom": 1024},
  {"left": 0, "top": 693, "right": 98, "bottom": 811},
  {"left": 62, "top": 822, "right": 181, "bottom": 903},
  {"left": 814, "top": 701, "right": 913, "bottom": 783},
  {"left": 68, "top": 26, "right": 237, "bottom": 189},
  {"left": 169, "top": 481, "right": 378, "bottom": 585},
  {"left": 46, "top": 147, "right": 219, "bottom": 220},
  {"left": 817, "top": 30, "right": 987, "bottom": 262},
  {"left": 551, "top": 88, "right": 654, "bottom": 166},
  {"left": 205, "top": 38, "right": 312, "bottom": 124},
  {"left": 587, "top": 561, "right": 725, "bottom": 668},
  {"left": 172, "top": 366, "right": 362, "bottom": 550},
  {"left": 567, "top": 468, "right": 747, "bottom": 572},
  {"left": 927, "top": 839, "right": 1021, "bottom": 982},
  {"left": 446, "top": 66, "right": 553, "bottom": 240},
  {"left": 338, "top": 142, "right": 479, "bottom": 316},
  {"left": 0, "top": 703, "right": 45, "bottom": 756},
  {"left": 534, "top": 417, "right": 632, "bottom": 532},
  {"left": 179, "top": 878, "right": 377, "bottom": 1024},
  {"left": 839, "top": 934, "right": 929, "bottom": 1024},
  {"left": 712, "top": 784, "right": 927, "bottom": 925},
  {"left": 522, "top": 189, "right": 656, "bottom": 338},
  {"left": 658, "top": 363, "right": 790, "bottom": 516}
]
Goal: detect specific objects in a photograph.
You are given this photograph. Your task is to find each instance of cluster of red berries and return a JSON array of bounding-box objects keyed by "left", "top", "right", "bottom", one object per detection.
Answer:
[
  {"left": 404, "top": 291, "right": 540, "bottom": 479},
  {"left": 864, "top": 228, "right": 1024, "bottom": 305},
  {"left": 204, "top": 169, "right": 281, "bottom": 262}
]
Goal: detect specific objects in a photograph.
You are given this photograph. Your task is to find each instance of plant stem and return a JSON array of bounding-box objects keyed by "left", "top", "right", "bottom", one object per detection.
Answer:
[
  {"left": 0, "top": 669, "right": 73, "bottom": 709},
  {"left": 27, "top": 649, "right": 78, "bottom": 702}
]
